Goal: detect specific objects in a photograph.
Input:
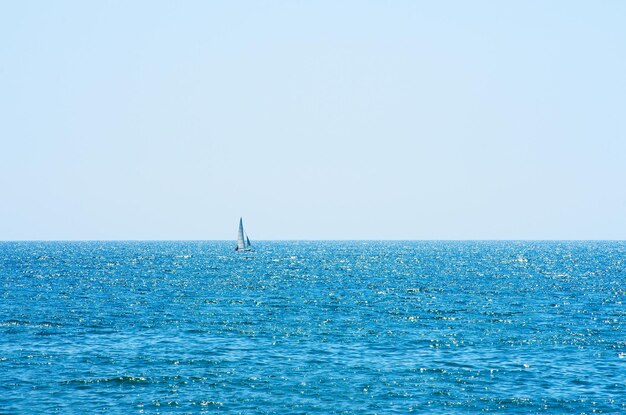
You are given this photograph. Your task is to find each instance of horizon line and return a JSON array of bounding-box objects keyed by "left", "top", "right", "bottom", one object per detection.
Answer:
[{"left": 1, "top": 239, "right": 624, "bottom": 242}]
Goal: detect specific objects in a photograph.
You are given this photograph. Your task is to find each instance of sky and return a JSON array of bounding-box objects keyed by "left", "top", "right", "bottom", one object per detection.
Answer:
[{"left": 1, "top": 1, "right": 625, "bottom": 240}]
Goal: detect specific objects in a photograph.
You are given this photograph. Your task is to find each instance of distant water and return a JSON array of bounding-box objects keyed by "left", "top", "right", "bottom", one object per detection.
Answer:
[{"left": 1, "top": 241, "right": 626, "bottom": 414}]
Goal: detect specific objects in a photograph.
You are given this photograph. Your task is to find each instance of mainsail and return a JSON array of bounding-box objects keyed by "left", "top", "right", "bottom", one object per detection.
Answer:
[{"left": 236, "top": 217, "right": 252, "bottom": 251}]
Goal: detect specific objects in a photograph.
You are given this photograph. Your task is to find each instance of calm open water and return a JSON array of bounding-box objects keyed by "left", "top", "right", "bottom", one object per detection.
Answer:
[{"left": 1, "top": 241, "right": 625, "bottom": 414}]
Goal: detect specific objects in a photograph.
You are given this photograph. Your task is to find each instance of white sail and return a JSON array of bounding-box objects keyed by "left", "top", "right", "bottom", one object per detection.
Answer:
[
  {"left": 236, "top": 217, "right": 251, "bottom": 251},
  {"left": 236, "top": 218, "right": 246, "bottom": 250}
]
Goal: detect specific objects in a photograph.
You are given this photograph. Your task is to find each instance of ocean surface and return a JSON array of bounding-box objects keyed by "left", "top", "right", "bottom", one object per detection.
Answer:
[{"left": 1, "top": 241, "right": 625, "bottom": 414}]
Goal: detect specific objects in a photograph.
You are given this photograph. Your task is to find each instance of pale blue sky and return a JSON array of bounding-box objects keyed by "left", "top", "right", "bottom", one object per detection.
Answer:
[{"left": 1, "top": 1, "right": 625, "bottom": 240}]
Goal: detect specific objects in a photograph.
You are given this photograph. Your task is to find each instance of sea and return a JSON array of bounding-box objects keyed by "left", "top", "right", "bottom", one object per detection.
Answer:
[{"left": 1, "top": 241, "right": 625, "bottom": 414}]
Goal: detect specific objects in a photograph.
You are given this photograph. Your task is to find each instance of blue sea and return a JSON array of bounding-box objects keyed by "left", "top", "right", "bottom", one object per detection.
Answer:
[{"left": 1, "top": 241, "right": 625, "bottom": 414}]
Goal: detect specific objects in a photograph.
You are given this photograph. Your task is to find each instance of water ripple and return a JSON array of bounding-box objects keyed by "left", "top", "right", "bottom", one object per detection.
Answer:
[{"left": 1, "top": 241, "right": 625, "bottom": 413}]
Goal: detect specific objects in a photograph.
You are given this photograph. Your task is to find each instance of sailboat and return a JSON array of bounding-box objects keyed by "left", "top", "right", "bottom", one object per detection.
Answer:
[{"left": 235, "top": 217, "right": 252, "bottom": 252}]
